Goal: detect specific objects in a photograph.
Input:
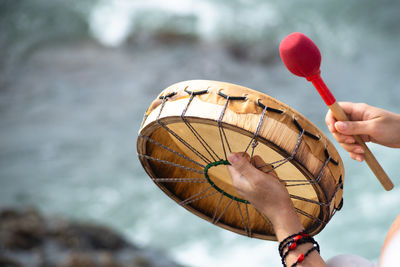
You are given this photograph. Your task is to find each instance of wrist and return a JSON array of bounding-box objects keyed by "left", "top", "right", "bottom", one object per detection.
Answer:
[
  {"left": 269, "top": 206, "right": 304, "bottom": 242},
  {"left": 394, "top": 113, "right": 400, "bottom": 147}
]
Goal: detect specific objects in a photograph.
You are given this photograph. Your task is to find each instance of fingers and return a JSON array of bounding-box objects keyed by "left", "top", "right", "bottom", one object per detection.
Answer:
[
  {"left": 325, "top": 102, "right": 358, "bottom": 130},
  {"left": 334, "top": 120, "right": 373, "bottom": 136},
  {"left": 227, "top": 153, "right": 259, "bottom": 179},
  {"left": 252, "top": 155, "right": 278, "bottom": 178},
  {"left": 227, "top": 153, "right": 278, "bottom": 189},
  {"left": 349, "top": 152, "right": 364, "bottom": 162},
  {"left": 227, "top": 153, "right": 253, "bottom": 191},
  {"left": 325, "top": 109, "right": 337, "bottom": 133},
  {"left": 326, "top": 102, "right": 375, "bottom": 137},
  {"left": 339, "top": 143, "right": 365, "bottom": 161},
  {"left": 325, "top": 102, "right": 373, "bottom": 162},
  {"left": 332, "top": 131, "right": 356, "bottom": 144},
  {"left": 329, "top": 131, "right": 365, "bottom": 162}
]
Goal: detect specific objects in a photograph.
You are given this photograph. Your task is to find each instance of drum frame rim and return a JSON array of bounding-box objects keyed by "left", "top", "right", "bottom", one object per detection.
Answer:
[
  {"left": 138, "top": 116, "right": 330, "bottom": 240},
  {"left": 137, "top": 79, "right": 344, "bottom": 241}
]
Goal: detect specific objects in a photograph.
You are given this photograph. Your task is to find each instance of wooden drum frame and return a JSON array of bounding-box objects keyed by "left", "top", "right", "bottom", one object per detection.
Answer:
[{"left": 137, "top": 80, "right": 344, "bottom": 240}]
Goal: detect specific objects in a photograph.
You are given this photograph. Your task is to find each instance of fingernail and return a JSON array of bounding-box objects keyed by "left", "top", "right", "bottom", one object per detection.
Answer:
[
  {"left": 355, "top": 147, "right": 364, "bottom": 154},
  {"left": 356, "top": 155, "right": 363, "bottom": 162},
  {"left": 228, "top": 153, "right": 239, "bottom": 164},
  {"left": 335, "top": 121, "right": 347, "bottom": 131},
  {"left": 345, "top": 138, "right": 355, "bottom": 144}
]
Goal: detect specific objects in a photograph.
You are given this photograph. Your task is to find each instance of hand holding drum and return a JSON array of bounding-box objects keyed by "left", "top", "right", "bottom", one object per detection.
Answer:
[{"left": 279, "top": 32, "right": 394, "bottom": 191}]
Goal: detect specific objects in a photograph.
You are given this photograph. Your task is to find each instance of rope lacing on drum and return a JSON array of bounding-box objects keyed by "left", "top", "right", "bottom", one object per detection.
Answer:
[
  {"left": 217, "top": 91, "right": 247, "bottom": 159},
  {"left": 138, "top": 87, "right": 344, "bottom": 235},
  {"left": 181, "top": 88, "right": 220, "bottom": 162},
  {"left": 155, "top": 92, "right": 212, "bottom": 164}
]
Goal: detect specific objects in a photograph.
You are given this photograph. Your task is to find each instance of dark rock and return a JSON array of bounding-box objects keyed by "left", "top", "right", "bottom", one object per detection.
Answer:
[
  {"left": 0, "top": 255, "right": 22, "bottom": 267},
  {"left": 131, "top": 255, "right": 152, "bottom": 267},
  {"left": 0, "top": 208, "right": 45, "bottom": 250},
  {"left": 0, "top": 208, "right": 183, "bottom": 267},
  {"left": 60, "top": 252, "right": 110, "bottom": 267},
  {"left": 49, "top": 222, "right": 129, "bottom": 251}
]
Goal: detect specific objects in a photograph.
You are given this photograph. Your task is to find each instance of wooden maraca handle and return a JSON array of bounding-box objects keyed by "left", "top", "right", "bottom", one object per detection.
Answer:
[
  {"left": 280, "top": 32, "right": 394, "bottom": 191},
  {"left": 329, "top": 102, "right": 394, "bottom": 191}
]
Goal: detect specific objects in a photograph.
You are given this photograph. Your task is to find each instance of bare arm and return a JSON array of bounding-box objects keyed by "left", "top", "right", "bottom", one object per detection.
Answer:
[
  {"left": 227, "top": 153, "right": 326, "bottom": 267},
  {"left": 325, "top": 102, "right": 400, "bottom": 266}
]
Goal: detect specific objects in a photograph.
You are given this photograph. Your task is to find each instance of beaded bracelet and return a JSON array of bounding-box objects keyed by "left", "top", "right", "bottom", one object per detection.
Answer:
[
  {"left": 279, "top": 231, "right": 320, "bottom": 267},
  {"left": 281, "top": 237, "right": 315, "bottom": 261},
  {"left": 279, "top": 231, "right": 309, "bottom": 257},
  {"left": 291, "top": 246, "right": 319, "bottom": 267},
  {"left": 278, "top": 230, "right": 309, "bottom": 253}
]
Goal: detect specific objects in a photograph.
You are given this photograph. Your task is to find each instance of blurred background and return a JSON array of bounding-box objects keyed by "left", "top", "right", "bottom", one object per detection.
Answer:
[{"left": 1, "top": 0, "right": 400, "bottom": 266}]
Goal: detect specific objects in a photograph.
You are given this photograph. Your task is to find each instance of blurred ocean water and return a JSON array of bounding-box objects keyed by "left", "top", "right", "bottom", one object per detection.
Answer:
[{"left": 1, "top": 0, "right": 400, "bottom": 266}]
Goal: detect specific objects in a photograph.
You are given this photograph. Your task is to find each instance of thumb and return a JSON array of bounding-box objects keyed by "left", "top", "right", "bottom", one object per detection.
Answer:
[
  {"left": 228, "top": 153, "right": 259, "bottom": 178},
  {"left": 335, "top": 120, "right": 374, "bottom": 136}
]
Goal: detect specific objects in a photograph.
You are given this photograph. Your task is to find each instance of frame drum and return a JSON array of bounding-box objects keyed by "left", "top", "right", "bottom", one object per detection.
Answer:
[{"left": 137, "top": 80, "right": 344, "bottom": 240}]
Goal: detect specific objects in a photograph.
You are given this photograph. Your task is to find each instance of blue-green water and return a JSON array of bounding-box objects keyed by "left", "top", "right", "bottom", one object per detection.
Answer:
[{"left": 1, "top": 1, "right": 400, "bottom": 266}]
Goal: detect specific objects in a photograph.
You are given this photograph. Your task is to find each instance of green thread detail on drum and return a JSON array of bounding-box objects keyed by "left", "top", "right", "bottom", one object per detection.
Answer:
[{"left": 204, "top": 160, "right": 250, "bottom": 204}]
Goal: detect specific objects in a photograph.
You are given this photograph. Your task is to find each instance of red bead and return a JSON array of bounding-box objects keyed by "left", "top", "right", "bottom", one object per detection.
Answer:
[
  {"left": 289, "top": 242, "right": 297, "bottom": 250},
  {"left": 294, "top": 235, "right": 303, "bottom": 241},
  {"left": 297, "top": 253, "right": 305, "bottom": 263}
]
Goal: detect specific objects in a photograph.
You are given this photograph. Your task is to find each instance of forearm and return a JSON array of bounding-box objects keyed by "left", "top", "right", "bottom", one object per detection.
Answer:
[
  {"left": 270, "top": 207, "right": 327, "bottom": 267},
  {"left": 385, "top": 112, "right": 400, "bottom": 148},
  {"left": 227, "top": 153, "right": 327, "bottom": 266}
]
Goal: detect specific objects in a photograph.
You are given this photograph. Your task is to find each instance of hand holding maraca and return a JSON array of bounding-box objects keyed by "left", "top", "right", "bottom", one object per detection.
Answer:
[{"left": 279, "top": 32, "right": 394, "bottom": 191}]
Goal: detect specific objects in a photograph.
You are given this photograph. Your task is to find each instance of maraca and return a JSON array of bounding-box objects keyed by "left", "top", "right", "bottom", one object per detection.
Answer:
[{"left": 279, "top": 32, "right": 393, "bottom": 191}]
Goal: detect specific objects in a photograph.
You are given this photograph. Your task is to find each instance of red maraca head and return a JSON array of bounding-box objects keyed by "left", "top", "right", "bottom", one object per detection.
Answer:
[{"left": 279, "top": 32, "right": 321, "bottom": 78}]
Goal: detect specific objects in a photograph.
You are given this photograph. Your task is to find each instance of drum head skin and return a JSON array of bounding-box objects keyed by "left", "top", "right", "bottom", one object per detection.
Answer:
[{"left": 137, "top": 80, "right": 344, "bottom": 240}]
